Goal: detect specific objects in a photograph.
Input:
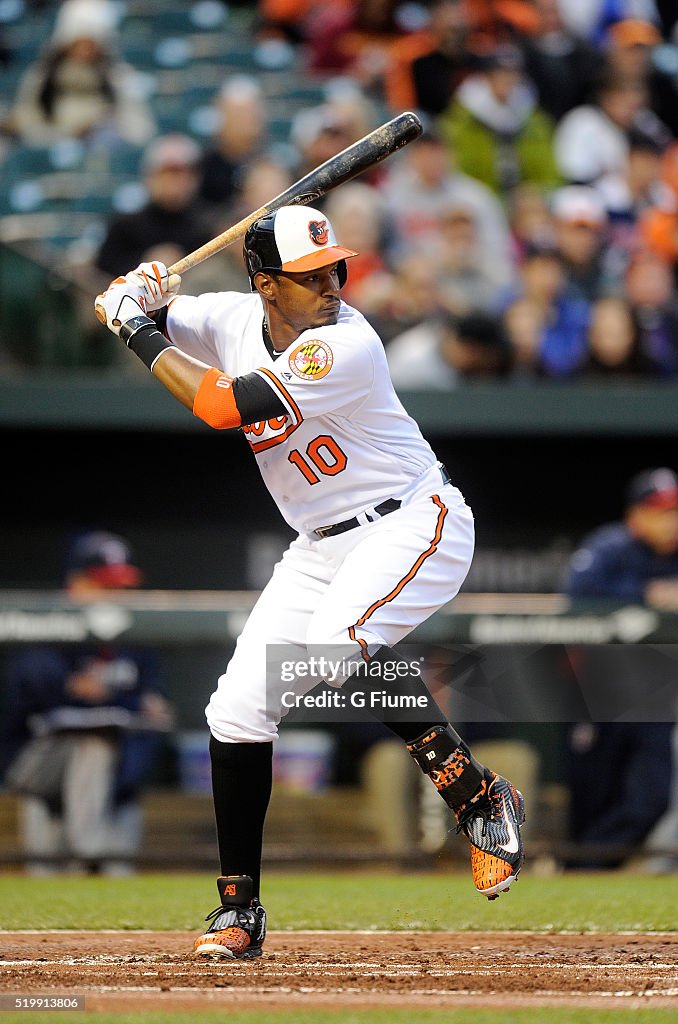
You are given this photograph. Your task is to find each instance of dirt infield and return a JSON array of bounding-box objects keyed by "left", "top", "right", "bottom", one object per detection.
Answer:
[{"left": 1, "top": 930, "right": 677, "bottom": 1012}]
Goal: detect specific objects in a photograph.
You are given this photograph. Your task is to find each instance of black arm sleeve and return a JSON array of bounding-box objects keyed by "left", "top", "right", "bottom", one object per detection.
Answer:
[
  {"left": 233, "top": 372, "right": 287, "bottom": 424},
  {"left": 136, "top": 314, "right": 286, "bottom": 424}
]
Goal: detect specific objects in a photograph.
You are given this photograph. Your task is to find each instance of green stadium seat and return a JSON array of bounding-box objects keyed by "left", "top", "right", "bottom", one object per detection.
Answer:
[{"left": 0, "top": 240, "right": 117, "bottom": 367}]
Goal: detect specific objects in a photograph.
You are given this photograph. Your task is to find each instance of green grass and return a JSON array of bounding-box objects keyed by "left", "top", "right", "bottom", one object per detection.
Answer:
[
  {"left": 0, "top": 870, "right": 676, "bottom": 932},
  {"left": 1, "top": 1012, "right": 677, "bottom": 1024}
]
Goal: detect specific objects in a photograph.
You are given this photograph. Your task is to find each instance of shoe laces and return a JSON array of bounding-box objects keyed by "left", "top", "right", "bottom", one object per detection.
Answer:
[
  {"left": 455, "top": 780, "right": 496, "bottom": 837},
  {"left": 456, "top": 801, "right": 490, "bottom": 836},
  {"left": 204, "top": 903, "right": 253, "bottom": 927}
]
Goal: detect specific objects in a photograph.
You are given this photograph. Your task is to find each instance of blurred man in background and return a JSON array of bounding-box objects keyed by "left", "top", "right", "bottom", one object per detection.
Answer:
[
  {"left": 599, "top": 18, "right": 678, "bottom": 138},
  {"left": 95, "top": 134, "right": 213, "bottom": 278},
  {"left": 380, "top": 128, "right": 514, "bottom": 287},
  {"left": 438, "top": 43, "right": 560, "bottom": 199},
  {"left": 501, "top": 240, "right": 591, "bottom": 379},
  {"left": 198, "top": 75, "right": 268, "bottom": 210},
  {"left": 562, "top": 468, "right": 678, "bottom": 869},
  {"left": 388, "top": 310, "right": 513, "bottom": 389},
  {"left": 550, "top": 185, "right": 616, "bottom": 302},
  {"left": 385, "top": 0, "right": 474, "bottom": 118},
  {"left": 0, "top": 531, "right": 173, "bottom": 874}
]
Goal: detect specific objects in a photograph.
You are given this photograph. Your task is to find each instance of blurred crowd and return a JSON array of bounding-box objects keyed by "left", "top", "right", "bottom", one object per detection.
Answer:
[{"left": 1, "top": 0, "right": 678, "bottom": 380}]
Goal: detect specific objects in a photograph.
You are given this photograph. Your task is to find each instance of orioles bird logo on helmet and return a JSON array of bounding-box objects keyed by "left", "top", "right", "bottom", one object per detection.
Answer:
[{"left": 308, "top": 220, "right": 329, "bottom": 246}]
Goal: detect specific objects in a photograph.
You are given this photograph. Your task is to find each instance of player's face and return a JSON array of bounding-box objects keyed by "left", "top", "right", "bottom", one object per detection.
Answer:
[
  {"left": 272, "top": 264, "right": 342, "bottom": 332},
  {"left": 628, "top": 505, "right": 678, "bottom": 555}
]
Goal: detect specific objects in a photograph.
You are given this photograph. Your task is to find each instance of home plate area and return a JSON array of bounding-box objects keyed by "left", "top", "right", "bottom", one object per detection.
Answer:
[{"left": 1, "top": 931, "right": 677, "bottom": 1011}]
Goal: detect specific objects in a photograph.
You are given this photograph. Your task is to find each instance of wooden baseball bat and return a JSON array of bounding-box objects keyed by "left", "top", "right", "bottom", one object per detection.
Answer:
[
  {"left": 95, "top": 112, "right": 422, "bottom": 323},
  {"left": 169, "top": 110, "right": 422, "bottom": 276}
]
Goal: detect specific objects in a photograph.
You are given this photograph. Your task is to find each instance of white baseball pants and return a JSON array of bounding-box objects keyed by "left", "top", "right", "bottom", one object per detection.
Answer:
[{"left": 206, "top": 464, "right": 474, "bottom": 742}]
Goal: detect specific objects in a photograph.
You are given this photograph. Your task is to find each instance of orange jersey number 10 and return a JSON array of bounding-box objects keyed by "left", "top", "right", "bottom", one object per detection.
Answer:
[{"left": 288, "top": 435, "right": 348, "bottom": 485}]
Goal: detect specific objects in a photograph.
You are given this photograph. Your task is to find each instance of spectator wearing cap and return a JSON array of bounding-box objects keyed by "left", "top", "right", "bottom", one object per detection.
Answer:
[
  {"left": 95, "top": 133, "right": 213, "bottom": 279},
  {"left": 438, "top": 43, "right": 561, "bottom": 199},
  {"left": 598, "top": 18, "right": 678, "bottom": 137},
  {"left": 0, "top": 531, "right": 174, "bottom": 875},
  {"left": 561, "top": 468, "right": 678, "bottom": 869},
  {"left": 551, "top": 185, "right": 621, "bottom": 302},
  {"left": 10, "top": 0, "right": 156, "bottom": 148}
]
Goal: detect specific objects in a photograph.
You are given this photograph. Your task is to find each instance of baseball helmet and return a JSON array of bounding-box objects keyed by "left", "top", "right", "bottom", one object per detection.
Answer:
[
  {"left": 66, "top": 530, "right": 143, "bottom": 588},
  {"left": 243, "top": 205, "right": 358, "bottom": 290}
]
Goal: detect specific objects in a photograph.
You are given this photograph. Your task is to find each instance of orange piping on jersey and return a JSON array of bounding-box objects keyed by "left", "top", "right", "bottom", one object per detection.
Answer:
[
  {"left": 349, "top": 495, "right": 448, "bottom": 661},
  {"left": 244, "top": 367, "right": 304, "bottom": 453},
  {"left": 193, "top": 367, "right": 241, "bottom": 429}
]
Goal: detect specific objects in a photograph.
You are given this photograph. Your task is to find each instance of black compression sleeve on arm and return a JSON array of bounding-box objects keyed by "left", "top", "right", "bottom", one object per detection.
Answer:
[
  {"left": 232, "top": 372, "right": 287, "bottom": 424},
  {"left": 120, "top": 320, "right": 175, "bottom": 371}
]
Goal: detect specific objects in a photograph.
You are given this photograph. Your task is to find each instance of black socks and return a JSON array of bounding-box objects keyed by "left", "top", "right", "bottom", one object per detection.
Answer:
[{"left": 209, "top": 735, "right": 272, "bottom": 898}]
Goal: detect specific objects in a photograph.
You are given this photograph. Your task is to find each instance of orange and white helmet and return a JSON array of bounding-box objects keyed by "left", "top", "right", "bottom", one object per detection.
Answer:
[{"left": 243, "top": 205, "right": 358, "bottom": 289}]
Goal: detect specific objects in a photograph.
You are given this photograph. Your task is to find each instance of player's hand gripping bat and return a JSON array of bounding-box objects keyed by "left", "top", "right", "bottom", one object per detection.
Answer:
[{"left": 95, "top": 111, "right": 422, "bottom": 325}]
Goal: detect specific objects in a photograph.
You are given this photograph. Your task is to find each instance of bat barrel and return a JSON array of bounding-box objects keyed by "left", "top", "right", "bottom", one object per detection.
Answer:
[
  {"left": 277, "top": 111, "right": 423, "bottom": 210},
  {"left": 167, "top": 111, "right": 423, "bottom": 277}
]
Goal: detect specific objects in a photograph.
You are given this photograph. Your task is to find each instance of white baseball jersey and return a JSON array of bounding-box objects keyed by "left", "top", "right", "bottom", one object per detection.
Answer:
[{"left": 165, "top": 291, "right": 438, "bottom": 534}]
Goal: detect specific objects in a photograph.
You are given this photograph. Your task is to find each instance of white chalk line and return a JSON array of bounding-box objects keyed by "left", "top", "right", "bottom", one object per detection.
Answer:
[
  {"left": 1, "top": 929, "right": 676, "bottom": 936},
  {"left": 15, "top": 983, "right": 678, "bottom": 1000},
  {"left": 3, "top": 959, "right": 677, "bottom": 973}
]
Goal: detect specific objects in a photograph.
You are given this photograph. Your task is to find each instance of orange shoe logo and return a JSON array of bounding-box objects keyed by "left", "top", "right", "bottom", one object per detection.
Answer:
[{"left": 223, "top": 883, "right": 237, "bottom": 896}]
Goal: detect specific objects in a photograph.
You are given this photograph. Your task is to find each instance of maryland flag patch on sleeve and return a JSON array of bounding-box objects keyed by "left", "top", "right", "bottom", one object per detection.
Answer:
[{"left": 288, "top": 339, "right": 334, "bottom": 381}]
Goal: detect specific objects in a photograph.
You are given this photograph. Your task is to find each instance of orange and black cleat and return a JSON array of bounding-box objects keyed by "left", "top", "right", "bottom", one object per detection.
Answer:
[
  {"left": 193, "top": 875, "right": 266, "bottom": 959},
  {"left": 455, "top": 774, "right": 526, "bottom": 899}
]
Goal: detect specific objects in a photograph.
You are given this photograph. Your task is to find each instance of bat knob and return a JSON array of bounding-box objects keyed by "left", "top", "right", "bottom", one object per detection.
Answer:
[{"left": 94, "top": 302, "right": 106, "bottom": 325}]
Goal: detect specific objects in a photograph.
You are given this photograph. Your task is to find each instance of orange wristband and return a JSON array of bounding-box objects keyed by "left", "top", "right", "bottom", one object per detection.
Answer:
[{"left": 193, "top": 367, "right": 242, "bottom": 429}]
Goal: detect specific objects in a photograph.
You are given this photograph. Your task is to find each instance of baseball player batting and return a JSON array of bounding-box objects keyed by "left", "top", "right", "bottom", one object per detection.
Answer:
[{"left": 96, "top": 205, "right": 525, "bottom": 959}]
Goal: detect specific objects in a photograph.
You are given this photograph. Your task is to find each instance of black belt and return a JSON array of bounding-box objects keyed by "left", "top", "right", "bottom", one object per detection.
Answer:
[{"left": 313, "top": 463, "right": 451, "bottom": 540}]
